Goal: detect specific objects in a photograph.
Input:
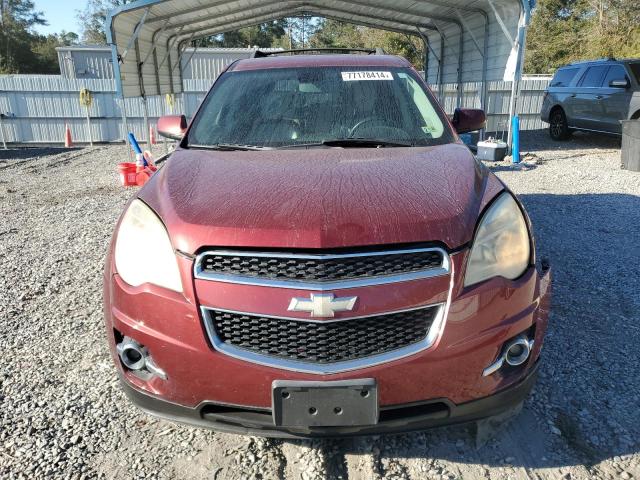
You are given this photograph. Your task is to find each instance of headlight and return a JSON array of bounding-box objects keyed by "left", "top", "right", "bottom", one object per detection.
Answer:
[
  {"left": 464, "top": 193, "right": 530, "bottom": 287},
  {"left": 114, "top": 199, "right": 183, "bottom": 292}
]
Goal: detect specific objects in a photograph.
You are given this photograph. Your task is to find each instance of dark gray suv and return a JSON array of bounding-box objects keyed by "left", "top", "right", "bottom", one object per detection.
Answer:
[{"left": 540, "top": 58, "right": 640, "bottom": 140}]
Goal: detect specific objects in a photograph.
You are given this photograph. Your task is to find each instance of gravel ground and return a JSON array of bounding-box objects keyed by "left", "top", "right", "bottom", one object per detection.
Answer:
[{"left": 1, "top": 131, "right": 639, "bottom": 479}]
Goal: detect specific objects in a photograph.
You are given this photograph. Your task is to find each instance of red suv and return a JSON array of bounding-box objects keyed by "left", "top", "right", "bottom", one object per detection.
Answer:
[{"left": 104, "top": 51, "right": 551, "bottom": 437}]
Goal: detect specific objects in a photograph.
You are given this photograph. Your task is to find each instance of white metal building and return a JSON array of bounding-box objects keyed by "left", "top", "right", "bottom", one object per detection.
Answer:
[
  {"left": 57, "top": 45, "right": 115, "bottom": 79},
  {"left": 56, "top": 46, "right": 281, "bottom": 80}
]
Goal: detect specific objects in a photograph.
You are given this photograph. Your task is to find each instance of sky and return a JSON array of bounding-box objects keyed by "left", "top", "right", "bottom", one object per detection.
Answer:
[{"left": 33, "top": 0, "right": 86, "bottom": 36}]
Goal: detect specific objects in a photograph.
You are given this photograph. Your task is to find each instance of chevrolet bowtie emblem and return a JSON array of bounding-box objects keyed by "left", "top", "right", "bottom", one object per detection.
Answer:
[{"left": 288, "top": 293, "right": 358, "bottom": 318}]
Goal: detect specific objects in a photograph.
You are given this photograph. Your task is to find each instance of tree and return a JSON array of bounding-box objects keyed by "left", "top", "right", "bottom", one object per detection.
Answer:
[
  {"left": 0, "top": 0, "right": 47, "bottom": 73},
  {"left": 58, "top": 31, "right": 80, "bottom": 46},
  {"left": 31, "top": 31, "right": 80, "bottom": 74},
  {"left": 0, "top": 0, "right": 81, "bottom": 74},
  {"left": 78, "top": 0, "right": 131, "bottom": 44},
  {"left": 525, "top": 0, "right": 640, "bottom": 74},
  {"left": 309, "top": 19, "right": 425, "bottom": 69},
  {"left": 195, "top": 20, "right": 289, "bottom": 48},
  {"left": 309, "top": 19, "right": 363, "bottom": 49},
  {"left": 287, "top": 16, "right": 320, "bottom": 49}
]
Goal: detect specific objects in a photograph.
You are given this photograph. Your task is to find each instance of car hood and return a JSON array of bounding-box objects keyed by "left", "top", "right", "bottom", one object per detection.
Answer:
[{"left": 139, "top": 144, "right": 504, "bottom": 254}]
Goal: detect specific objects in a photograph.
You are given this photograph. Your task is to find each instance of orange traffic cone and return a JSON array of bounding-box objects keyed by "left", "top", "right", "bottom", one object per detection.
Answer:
[
  {"left": 149, "top": 125, "right": 157, "bottom": 145},
  {"left": 64, "top": 124, "right": 73, "bottom": 148}
]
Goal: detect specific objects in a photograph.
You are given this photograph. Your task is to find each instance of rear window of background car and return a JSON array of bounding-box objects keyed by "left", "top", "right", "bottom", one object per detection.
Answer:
[
  {"left": 578, "top": 65, "right": 609, "bottom": 87},
  {"left": 550, "top": 67, "right": 579, "bottom": 87},
  {"left": 602, "top": 65, "right": 628, "bottom": 87}
]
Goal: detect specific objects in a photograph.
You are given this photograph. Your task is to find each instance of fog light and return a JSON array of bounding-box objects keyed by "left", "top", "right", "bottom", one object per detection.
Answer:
[
  {"left": 483, "top": 334, "right": 534, "bottom": 377},
  {"left": 116, "top": 337, "right": 147, "bottom": 371},
  {"left": 116, "top": 336, "right": 167, "bottom": 380},
  {"left": 504, "top": 339, "right": 531, "bottom": 367}
]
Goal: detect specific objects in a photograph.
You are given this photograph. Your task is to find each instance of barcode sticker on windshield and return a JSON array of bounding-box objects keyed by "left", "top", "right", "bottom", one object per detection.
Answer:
[{"left": 341, "top": 71, "right": 394, "bottom": 81}]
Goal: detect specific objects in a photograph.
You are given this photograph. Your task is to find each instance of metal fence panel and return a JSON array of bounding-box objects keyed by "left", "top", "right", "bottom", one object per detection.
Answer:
[
  {"left": 0, "top": 75, "right": 551, "bottom": 145},
  {"left": 431, "top": 78, "right": 551, "bottom": 132}
]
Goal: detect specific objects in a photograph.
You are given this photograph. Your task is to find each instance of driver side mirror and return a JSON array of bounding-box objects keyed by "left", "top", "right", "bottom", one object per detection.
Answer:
[
  {"left": 158, "top": 115, "right": 188, "bottom": 140},
  {"left": 452, "top": 108, "right": 486, "bottom": 134},
  {"left": 609, "top": 78, "right": 630, "bottom": 89}
]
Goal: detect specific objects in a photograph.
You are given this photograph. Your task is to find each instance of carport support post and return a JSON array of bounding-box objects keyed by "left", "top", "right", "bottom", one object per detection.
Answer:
[
  {"left": 163, "top": 93, "right": 173, "bottom": 155},
  {"left": 142, "top": 96, "right": 150, "bottom": 146},
  {"left": 456, "top": 24, "right": 464, "bottom": 109},
  {"left": 85, "top": 105, "right": 93, "bottom": 147},
  {"left": 480, "top": 13, "right": 490, "bottom": 140},
  {"left": 507, "top": 76, "right": 520, "bottom": 152},
  {"left": 0, "top": 114, "right": 7, "bottom": 150},
  {"left": 507, "top": 22, "right": 527, "bottom": 155},
  {"left": 437, "top": 27, "right": 445, "bottom": 104},
  {"left": 416, "top": 29, "right": 431, "bottom": 81},
  {"left": 120, "top": 97, "right": 133, "bottom": 162}
]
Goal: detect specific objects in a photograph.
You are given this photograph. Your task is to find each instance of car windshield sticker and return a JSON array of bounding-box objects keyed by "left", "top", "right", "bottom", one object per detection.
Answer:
[{"left": 341, "top": 71, "right": 394, "bottom": 81}]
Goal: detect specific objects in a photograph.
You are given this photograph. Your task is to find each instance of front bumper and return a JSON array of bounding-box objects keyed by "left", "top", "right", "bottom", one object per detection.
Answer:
[
  {"left": 104, "top": 246, "right": 551, "bottom": 436},
  {"left": 120, "top": 362, "right": 539, "bottom": 438}
]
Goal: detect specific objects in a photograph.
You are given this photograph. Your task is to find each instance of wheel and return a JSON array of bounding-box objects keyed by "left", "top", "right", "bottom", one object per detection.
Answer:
[{"left": 549, "top": 109, "right": 571, "bottom": 141}]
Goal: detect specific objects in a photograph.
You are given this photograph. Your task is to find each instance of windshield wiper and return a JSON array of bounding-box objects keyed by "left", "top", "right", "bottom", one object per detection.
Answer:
[
  {"left": 324, "top": 138, "right": 413, "bottom": 148},
  {"left": 189, "top": 143, "right": 272, "bottom": 151},
  {"left": 281, "top": 138, "right": 414, "bottom": 149},
  {"left": 189, "top": 139, "right": 413, "bottom": 151}
]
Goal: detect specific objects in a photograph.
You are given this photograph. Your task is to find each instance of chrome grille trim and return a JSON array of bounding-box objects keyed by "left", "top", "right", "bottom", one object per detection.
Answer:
[
  {"left": 200, "top": 303, "right": 446, "bottom": 375},
  {"left": 194, "top": 247, "right": 451, "bottom": 290}
]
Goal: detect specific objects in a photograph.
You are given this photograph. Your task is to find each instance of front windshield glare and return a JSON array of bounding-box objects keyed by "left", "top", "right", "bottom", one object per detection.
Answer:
[{"left": 188, "top": 67, "right": 453, "bottom": 148}]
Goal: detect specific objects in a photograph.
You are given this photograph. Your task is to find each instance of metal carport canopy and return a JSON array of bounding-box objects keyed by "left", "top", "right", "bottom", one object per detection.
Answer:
[
  {"left": 106, "top": 0, "right": 534, "bottom": 148},
  {"left": 106, "top": 0, "right": 532, "bottom": 99}
]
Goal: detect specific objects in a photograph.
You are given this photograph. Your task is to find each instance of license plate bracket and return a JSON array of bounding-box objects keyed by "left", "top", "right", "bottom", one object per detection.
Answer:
[{"left": 272, "top": 379, "right": 378, "bottom": 427}]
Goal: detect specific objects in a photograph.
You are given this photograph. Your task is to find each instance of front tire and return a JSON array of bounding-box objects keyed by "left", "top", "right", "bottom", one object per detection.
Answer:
[{"left": 549, "top": 109, "right": 571, "bottom": 141}]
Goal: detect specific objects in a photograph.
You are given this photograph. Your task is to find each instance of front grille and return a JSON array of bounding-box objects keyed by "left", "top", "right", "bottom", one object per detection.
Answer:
[
  {"left": 206, "top": 306, "right": 439, "bottom": 365},
  {"left": 198, "top": 248, "right": 445, "bottom": 284}
]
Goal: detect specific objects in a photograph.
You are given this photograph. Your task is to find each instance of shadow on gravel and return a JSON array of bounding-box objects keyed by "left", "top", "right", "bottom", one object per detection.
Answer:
[
  {"left": 485, "top": 163, "right": 539, "bottom": 173},
  {"left": 519, "top": 129, "right": 621, "bottom": 152},
  {"left": 0, "top": 147, "right": 80, "bottom": 161},
  {"left": 278, "top": 192, "right": 640, "bottom": 474}
]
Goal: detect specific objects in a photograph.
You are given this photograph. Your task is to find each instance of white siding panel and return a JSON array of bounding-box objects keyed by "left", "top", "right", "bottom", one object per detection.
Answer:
[{"left": 0, "top": 74, "right": 549, "bottom": 144}]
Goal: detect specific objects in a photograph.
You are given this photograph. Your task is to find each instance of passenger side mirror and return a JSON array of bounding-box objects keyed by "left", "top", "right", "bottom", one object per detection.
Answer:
[
  {"left": 609, "top": 78, "right": 630, "bottom": 89},
  {"left": 451, "top": 108, "right": 487, "bottom": 134},
  {"left": 158, "top": 115, "right": 188, "bottom": 140}
]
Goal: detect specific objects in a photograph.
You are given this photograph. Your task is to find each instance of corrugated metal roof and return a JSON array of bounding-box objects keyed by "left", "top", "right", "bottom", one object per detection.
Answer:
[{"left": 106, "top": 0, "right": 530, "bottom": 98}]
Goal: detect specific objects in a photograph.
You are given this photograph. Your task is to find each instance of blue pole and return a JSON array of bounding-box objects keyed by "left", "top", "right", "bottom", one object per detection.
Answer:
[
  {"left": 127, "top": 132, "right": 143, "bottom": 155},
  {"left": 512, "top": 115, "right": 520, "bottom": 164},
  {"left": 127, "top": 132, "right": 148, "bottom": 167}
]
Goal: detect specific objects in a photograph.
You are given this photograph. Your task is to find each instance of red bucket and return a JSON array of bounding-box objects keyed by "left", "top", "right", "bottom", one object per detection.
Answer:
[{"left": 118, "top": 162, "right": 138, "bottom": 187}]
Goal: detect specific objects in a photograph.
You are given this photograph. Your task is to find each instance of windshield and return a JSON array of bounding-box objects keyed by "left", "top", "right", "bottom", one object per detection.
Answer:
[{"left": 187, "top": 66, "right": 454, "bottom": 149}]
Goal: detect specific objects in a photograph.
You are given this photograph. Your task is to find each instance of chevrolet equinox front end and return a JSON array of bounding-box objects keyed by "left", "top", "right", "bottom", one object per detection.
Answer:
[{"left": 104, "top": 53, "right": 551, "bottom": 437}]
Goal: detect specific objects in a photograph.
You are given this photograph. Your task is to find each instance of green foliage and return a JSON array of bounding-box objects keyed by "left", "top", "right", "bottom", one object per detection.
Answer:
[
  {"left": 309, "top": 20, "right": 364, "bottom": 49},
  {"left": 194, "top": 17, "right": 423, "bottom": 67},
  {"left": 286, "top": 16, "right": 320, "bottom": 49},
  {"left": 77, "top": 0, "right": 131, "bottom": 44},
  {"left": 525, "top": 0, "right": 640, "bottom": 74},
  {"left": 32, "top": 32, "right": 80, "bottom": 74},
  {"left": 195, "top": 20, "right": 290, "bottom": 49},
  {"left": 309, "top": 19, "right": 425, "bottom": 69},
  {"left": 0, "top": 0, "right": 77, "bottom": 74}
]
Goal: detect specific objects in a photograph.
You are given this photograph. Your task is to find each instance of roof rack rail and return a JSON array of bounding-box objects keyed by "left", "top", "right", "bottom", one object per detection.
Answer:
[
  {"left": 567, "top": 57, "right": 618, "bottom": 66},
  {"left": 252, "top": 48, "right": 386, "bottom": 58}
]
